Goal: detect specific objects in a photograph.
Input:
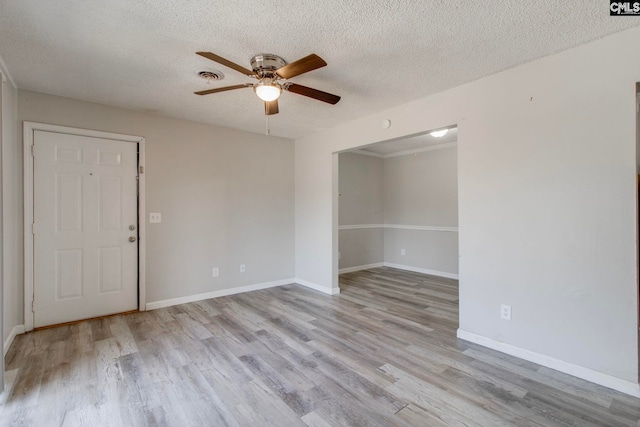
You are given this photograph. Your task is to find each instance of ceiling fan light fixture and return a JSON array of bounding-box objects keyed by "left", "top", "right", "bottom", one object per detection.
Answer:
[
  {"left": 254, "top": 79, "right": 281, "bottom": 102},
  {"left": 195, "top": 51, "right": 341, "bottom": 114},
  {"left": 430, "top": 129, "right": 449, "bottom": 138}
]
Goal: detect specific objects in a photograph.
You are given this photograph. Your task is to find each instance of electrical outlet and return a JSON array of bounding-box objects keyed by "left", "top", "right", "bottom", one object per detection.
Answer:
[
  {"left": 149, "top": 212, "right": 162, "bottom": 223},
  {"left": 401, "top": 249, "right": 406, "bottom": 256},
  {"left": 501, "top": 304, "right": 512, "bottom": 321},
  {"left": 240, "top": 264, "right": 246, "bottom": 273},
  {"left": 212, "top": 268, "right": 219, "bottom": 278}
]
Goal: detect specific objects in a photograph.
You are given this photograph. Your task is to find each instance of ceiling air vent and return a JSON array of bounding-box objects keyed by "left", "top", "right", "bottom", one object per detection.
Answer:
[{"left": 195, "top": 68, "right": 224, "bottom": 81}]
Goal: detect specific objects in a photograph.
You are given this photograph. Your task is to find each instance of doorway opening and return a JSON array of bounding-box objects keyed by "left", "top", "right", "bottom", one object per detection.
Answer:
[{"left": 333, "top": 125, "right": 459, "bottom": 297}]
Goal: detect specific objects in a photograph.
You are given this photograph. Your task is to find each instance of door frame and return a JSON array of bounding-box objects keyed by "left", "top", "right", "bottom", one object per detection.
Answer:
[{"left": 23, "top": 121, "right": 146, "bottom": 331}]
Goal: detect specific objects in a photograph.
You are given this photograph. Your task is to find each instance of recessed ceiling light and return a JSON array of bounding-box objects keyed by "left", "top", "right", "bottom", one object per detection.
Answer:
[{"left": 430, "top": 129, "right": 448, "bottom": 138}]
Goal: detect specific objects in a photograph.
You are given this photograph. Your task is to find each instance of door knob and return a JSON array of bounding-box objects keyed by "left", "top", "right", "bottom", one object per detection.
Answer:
[
  {"left": 129, "top": 224, "right": 136, "bottom": 231},
  {"left": 129, "top": 236, "right": 137, "bottom": 243}
]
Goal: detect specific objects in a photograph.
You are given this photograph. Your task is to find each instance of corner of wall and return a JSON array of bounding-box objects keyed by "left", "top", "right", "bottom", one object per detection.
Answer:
[{"left": 3, "top": 324, "right": 24, "bottom": 356}]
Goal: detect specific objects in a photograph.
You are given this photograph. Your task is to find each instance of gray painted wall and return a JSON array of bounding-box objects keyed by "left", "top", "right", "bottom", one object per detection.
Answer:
[
  {"left": 383, "top": 146, "right": 458, "bottom": 275},
  {"left": 12, "top": 91, "right": 294, "bottom": 318},
  {"left": 339, "top": 228, "right": 384, "bottom": 269},
  {"left": 383, "top": 147, "right": 458, "bottom": 226},
  {"left": 338, "top": 152, "right": 383, "bottom": 269},
  {"left": 383, "top": 228, "right": 458, "bottom": 274},
  {"left": 338, "top": 152, "right": 383, "bottom": 225}
]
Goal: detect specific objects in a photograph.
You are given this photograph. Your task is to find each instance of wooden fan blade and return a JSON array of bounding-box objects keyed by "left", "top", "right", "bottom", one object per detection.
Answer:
[
  {"left": 265, "top": 99, "right": 279, "bottom": 115},
  {"left": 285, "top": 83, "right": 341, "bottom": 105},
  {"left": 275, "top": 54, "right": 327, "bottom": 79},
  {"left": 194, "top": 84, "right": 252, "bottom": 95},
  {"left": 196, "top": 52, "right": 256, "bottom": 76}
]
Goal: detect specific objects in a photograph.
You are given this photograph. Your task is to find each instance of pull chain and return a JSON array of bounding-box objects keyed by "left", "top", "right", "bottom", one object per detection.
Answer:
[{"left": 265, "top": 114, "right": 270, "bottom": 135}]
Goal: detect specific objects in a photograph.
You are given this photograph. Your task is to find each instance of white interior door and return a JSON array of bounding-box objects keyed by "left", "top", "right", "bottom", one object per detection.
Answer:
[{"left": 33, "top": 130, "right": 138, "bottom": 327}]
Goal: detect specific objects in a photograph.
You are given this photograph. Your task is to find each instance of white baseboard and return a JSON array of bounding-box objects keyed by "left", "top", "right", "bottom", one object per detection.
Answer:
[
  {"left": 383, "top": 262, "right": 459, "bottom": 280},
  {"left": 457, "top": 329, "right": 640, "bottom": 398},
  {"left": 4, "top": 324, "right": 25, "bottom": 356},
  {"left": 145, "top": 278, "right": 295, "bottom": 310},
  {"left": 339, "top": 262, "right": 384, "bottom": 274},
  {"left": 295, "top": 278, "right": 341, "bottom": 295}
]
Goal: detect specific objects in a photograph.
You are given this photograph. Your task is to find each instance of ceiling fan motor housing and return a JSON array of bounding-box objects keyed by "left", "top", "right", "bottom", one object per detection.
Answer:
[{"left": 251, "top": 54, "right": 287, "bottom": 78}]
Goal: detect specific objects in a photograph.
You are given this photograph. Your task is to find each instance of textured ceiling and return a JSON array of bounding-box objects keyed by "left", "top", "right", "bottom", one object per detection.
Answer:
[{"left": 0, "top": 1, "right": 638, "bottom": 139}]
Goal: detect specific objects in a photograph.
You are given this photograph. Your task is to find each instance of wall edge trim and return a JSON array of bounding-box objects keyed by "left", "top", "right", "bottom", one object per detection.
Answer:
[
  {"left": 383, "top": 262, "right": 459, "bottom": 279},
  {"left": 457, "top": 328, "right": 640, "bottom": 398},
  {"left": 350, "top": 141, "right": 457, "bottom": 159},
  {"left": 4, "top": 324, "right": 25, "bottom": 356},
  {"left": 339, "top": 262, "right": 385, "bottom": 274},
  {"left": 338, "top": 224, "right": 458, "bottom": 232},
  {"left": 295, "top": 278, "right": 340, "bottom": 295},
  {"left": 338, "top": 224, "right": 385, "bottom": 230},
  {"left": 145, "top": 278, "right": 295, "bottom": 310},
  {"left": 350, "top": 149, "right": 384, "bottom": 158}
]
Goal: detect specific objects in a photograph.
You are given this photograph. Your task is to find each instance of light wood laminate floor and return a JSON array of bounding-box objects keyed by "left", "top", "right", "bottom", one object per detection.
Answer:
[{"left": 2, "top": 267, "right": 640, "bottom": 426}]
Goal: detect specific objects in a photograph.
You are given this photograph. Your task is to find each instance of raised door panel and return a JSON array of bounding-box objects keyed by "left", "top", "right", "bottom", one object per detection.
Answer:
[{"left": 33, "top": 130, "right": 138, "bottom": 327}]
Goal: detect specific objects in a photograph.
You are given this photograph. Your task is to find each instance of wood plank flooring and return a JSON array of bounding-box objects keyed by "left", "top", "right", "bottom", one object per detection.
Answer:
[{"left": 2, "top": 267, "right": 640, "bottom": 426}]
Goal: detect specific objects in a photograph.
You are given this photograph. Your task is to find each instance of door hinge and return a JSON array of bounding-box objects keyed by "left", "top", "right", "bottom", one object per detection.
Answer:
[
  {"left": 32, "top": 300, "right": 35, "bottom": 313},
  {"left": 32, "top": 222, "right": 36, "bottom": 235},
  {"left": 139, "top": 166, "right": 144, "bottom": 174},
  {"left": 31, "top": 145, "right": 35, "bottom": 157}
]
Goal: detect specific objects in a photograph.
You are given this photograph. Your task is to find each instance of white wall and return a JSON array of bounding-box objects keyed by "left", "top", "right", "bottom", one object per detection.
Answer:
[
  {"left": 383, "top": 146, "right": 458, "bottom": 276},
  {"left": 16, "top": 91, "right": 295, "bottom": 312},
  {"left": 0, "top": 66, "right": 5, "bottom": 388},
  {"left": 2, "top": 70, "right": 18, "bottom": 358},
  {"left": 295, "top": 27, "right": 640, "bottom": 387}
]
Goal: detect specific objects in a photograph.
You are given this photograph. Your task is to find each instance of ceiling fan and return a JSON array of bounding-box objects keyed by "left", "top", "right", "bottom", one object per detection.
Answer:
[{"left": 194, "top": 52, "right": 341, "bottom": 115}]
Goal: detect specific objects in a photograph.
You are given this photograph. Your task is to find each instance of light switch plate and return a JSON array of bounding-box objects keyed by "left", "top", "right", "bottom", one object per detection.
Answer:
[{"left": 149, "top": 213, "right": 162, "bottom": 223}]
